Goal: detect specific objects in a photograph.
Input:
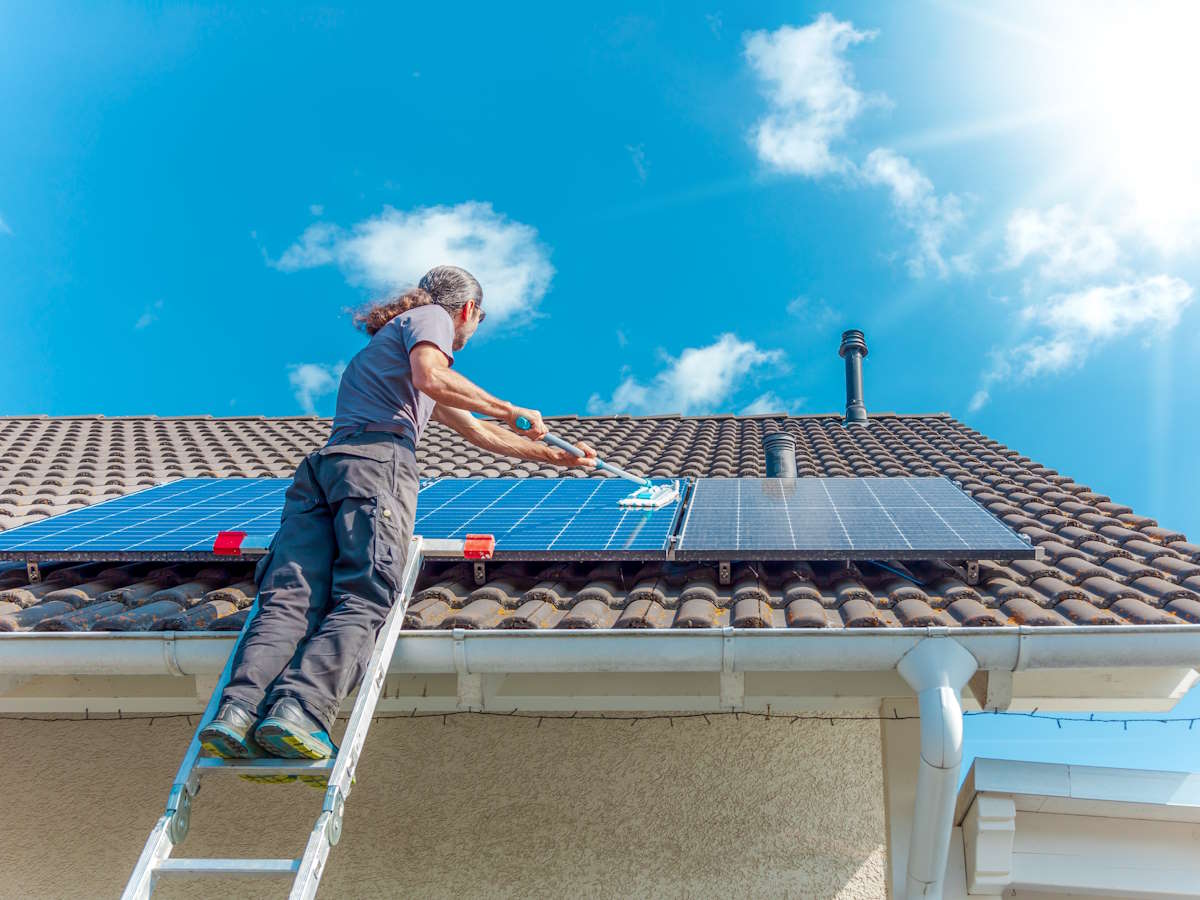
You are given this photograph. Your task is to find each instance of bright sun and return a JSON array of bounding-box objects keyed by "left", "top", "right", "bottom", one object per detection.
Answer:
[{"left": 976, "top": 1, "right": 1200, "bottom": 250}]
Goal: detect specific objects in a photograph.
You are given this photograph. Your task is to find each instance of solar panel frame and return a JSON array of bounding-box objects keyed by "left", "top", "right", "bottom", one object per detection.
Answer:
[{"left": 673, "top": 476, "right": 1035, "bottom": 561}]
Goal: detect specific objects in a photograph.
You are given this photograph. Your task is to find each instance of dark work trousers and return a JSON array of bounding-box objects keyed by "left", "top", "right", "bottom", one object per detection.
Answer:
[{"left": 221, "top": 431, "right": 419, "bottom": 732}]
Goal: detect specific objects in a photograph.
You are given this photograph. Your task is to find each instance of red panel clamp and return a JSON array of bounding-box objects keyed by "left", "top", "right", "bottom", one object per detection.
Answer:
[
  {"left": 463, "top": 534, "right": 496, "bottom": 560},
  {"left": 213, "top": 530, "right": 247, "bottom": 556}
]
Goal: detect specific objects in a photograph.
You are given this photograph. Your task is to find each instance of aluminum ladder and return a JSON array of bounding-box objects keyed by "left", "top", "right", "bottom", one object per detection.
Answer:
[{"left": 122, "top": 534, "right": 495, "bottom": 899}]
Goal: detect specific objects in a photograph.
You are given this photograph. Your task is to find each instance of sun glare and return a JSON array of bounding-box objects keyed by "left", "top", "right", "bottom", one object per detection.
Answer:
[{"left": 1020, "top": 3, "right": 1200, "bottom": 248}]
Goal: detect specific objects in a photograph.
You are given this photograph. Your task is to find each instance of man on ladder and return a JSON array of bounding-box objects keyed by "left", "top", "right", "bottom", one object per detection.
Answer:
[{"left": 199, "top": 264, "right": 596, "bottom": 761}]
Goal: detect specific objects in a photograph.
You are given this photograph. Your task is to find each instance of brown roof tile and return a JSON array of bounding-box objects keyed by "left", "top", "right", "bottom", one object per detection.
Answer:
[{"left": 0, "top": 412, "right": 1194, "bottom": 632}]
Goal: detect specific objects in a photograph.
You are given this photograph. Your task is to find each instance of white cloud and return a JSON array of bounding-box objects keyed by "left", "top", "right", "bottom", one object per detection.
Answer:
[
  {"left": 861, "top": 148, "right": 967, "bottom": 278},
  {"left": 587, "top": 333, "right": 785, "bottom": 415},
  {"left": 966, "top": 388, "right": 990, "bottom": 414},
  {"left": 970, "top": 275, "right": 1193, "bottom": 410},
  {"left": 275, "top": 202, "right": 554, "bottom": 326},
  {"left": 289, "top": 362, "right": 345, "bottom": 414},
  {"left": 1003, "top": 205, "right": 1120, "bottom": 281},
  {"left": 744, "top": 14, "right": 878, "bottom": 176},
  {"left": 706, "top": 12, "right": 722, "bottom": 38},
  {"left": 135, "top": 300, "right": 163, "bottom": 330},
  {"left": 0, "top": 214, "right": 11, "bottom": 235},
  {"left": 626, "top": 144, "right": 648, "bottom": 183},
  {"left": 743, "top": 17, "right": 965, "bottom": 278},
  {"left": 741, "top": 391, "right": 805, "bottom": 415},
  {"left": 786, "top": 295, "right": 838, "bottom": 329},
  {"left": 309, "top": 204, "right": 324, "bottom": 216}
]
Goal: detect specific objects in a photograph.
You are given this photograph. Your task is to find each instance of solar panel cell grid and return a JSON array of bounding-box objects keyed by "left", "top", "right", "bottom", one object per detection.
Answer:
[
  {"left": 675, "top": 476, "right": 1033, "bottom": 560},
  {"left": 0, "top": 478, "right": 288, "bottom": 556},
  {"left": 414, "top": 478, "right": 679, "bottom": 557},
  {"left": 0, "top": 476, "right": 683, "bottom": 560}
]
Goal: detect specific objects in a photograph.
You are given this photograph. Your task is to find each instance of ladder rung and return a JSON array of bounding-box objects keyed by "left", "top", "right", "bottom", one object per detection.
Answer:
[
  {"left": 155, "top": 858, "right": 300, "bottom": 877},
  {"left": 194, "top": 757, "right": 336, "bottom": 777}
]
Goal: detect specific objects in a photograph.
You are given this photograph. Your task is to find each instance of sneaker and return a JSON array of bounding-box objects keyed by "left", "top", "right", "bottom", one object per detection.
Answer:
[
  {"left": 254, "top": 697, "right": 337, "bottom": 760},
  {"left": 199, "top": 702, "right": 260, "bottom": 758},
  {"left": 200, "top": 701, "right": 296, "bottom": 785}
]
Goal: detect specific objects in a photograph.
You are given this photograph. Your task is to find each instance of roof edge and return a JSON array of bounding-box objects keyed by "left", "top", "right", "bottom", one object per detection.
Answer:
[
  {"left": 0, "top": 411, "right": 956, "bottom": 423},
  {"left": 2, "top": 625, "right": 1198, "bottom": 677}
]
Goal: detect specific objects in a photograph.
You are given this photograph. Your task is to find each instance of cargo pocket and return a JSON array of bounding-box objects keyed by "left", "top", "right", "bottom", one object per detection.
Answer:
[
  {"left": 319, "top": 440, "right": 396, "bottom": 505},
  {"left": 371, "top": 494, "right": 404, "bottom": 597},
  {"left": 317, "top": 442, "right": 394, "bottom": 463}
]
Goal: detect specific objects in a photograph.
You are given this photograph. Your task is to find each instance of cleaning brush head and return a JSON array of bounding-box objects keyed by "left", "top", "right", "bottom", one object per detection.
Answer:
[{"left": 618, "top": 480, "right": 681, "bottom": 509}]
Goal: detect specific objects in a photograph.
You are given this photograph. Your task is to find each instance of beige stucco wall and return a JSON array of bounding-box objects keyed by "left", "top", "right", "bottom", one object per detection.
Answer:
[{"left": 0, "top": 714, "right": 885, "bottom": 899}]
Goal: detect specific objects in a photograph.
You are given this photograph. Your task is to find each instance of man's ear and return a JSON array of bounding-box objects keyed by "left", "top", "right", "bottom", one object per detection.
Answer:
[{"left": 459, "top": 301, "right": 473, "bottom": 324}]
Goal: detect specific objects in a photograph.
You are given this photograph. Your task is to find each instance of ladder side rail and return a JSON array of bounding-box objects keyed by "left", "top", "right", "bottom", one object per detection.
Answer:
[
  {"left": 289, "top": 535, "right": 427, "bottom": 900},
  {"left": 121, "top": 595, "right": 264, "bottom": 899}
]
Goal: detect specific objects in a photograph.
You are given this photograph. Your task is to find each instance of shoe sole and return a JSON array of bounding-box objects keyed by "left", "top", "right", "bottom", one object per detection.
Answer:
[
  {"left": 199, "top": 722, "right": 254, "bottom": 758},
  {"left": 255, "top": 719, "right": 335, "bottom": 760},
  {"left": 200, "top": 722, "right": 297, "bottom": 785}
]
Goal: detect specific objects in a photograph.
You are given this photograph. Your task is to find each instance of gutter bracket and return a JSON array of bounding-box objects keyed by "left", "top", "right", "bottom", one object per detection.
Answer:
[
  {"left": 896, "top": 636, "right": 979, "bottom": 900},
  {"left": 162, "top": 634, "right": 185, "bottom": 677},
  {"left": 720, "top": 626, "right": 744, "bottom": 709},
  {"left": 968, "top": 669, "right": 1013, "bottom": 711},
  {"left": 452, "top": 629, "right": 482, "bottom": 710}
]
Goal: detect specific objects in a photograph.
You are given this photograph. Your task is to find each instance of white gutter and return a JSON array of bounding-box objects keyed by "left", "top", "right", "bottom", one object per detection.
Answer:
[
  {"left": 3, "top": 626, "right": 1197, "bottom": 899},
  {"left": 1, "top": 625, "right": 1199, "bottom": 676},
  {"left": 896, "top": 637, "right": 977, "bottom": 899}
]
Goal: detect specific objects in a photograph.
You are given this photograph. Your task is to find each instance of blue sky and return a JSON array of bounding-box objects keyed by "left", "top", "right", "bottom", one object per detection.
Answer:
[{"left": 2, "top": 2, "right": 1198, "bottom": 771}]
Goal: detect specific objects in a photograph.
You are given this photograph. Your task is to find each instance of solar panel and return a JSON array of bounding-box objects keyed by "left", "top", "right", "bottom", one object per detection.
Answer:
[
  {"left": 674, "top": 476, "right": 1034, "bottom": 561},
  {"left": 0, "top": 476, "right": 683, "bottom": 561},
  {"left": 414, "top": 477, "right": 682, "bottom": 559},
  {"left": 0, "top": 474, "right": 1027, "bottom": 564},
  {"left": 0, "top": 478, "right": 289, "bottom": 561}
]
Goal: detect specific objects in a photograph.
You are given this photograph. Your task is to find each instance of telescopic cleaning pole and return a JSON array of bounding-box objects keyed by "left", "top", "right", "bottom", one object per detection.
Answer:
[{"left": 514, "top": 416, "right": 679, "bottom": 509}]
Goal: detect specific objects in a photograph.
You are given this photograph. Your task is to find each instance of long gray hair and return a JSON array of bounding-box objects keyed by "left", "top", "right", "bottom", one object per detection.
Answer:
[{"left": 352, "top": 265, "right": 482, "bottom": 336}]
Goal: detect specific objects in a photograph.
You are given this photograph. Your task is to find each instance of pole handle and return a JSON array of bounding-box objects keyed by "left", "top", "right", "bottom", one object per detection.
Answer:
[
  {"left": 517, "top": 416, "right": 582, "bottom": 457},
  {"left": 517, "top": 417, "right": 583, "bottom": 455}
]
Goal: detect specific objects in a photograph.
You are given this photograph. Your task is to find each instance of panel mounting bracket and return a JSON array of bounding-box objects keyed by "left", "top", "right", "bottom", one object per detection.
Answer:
[
  {"left": 949, "top": 560, "right": 980, "bottom": 585},
  {"left": 25, "top": 560, "right": 40, "bottom": 584},
  {"left": 472, "top": 561, "right": 487, "bottom": 586},
  {"left": 718, "top": 561, "right": 731, "bottom": 586}
]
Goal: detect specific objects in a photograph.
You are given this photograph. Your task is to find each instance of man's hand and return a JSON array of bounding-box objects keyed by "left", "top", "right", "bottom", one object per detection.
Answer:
[
  {"left": 508, "top": 407, "right": 547, "bottom": 440},
  {"left": 544, "top": 440, "right": 599, "bottom": 468},
  {"left": 433, "top": 404, "right": 598, "bottom": 470}
]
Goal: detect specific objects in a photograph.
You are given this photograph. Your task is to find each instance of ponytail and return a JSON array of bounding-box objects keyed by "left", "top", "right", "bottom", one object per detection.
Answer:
[{"left": 351, "top": 288, "right": 434, "bottom": 336}]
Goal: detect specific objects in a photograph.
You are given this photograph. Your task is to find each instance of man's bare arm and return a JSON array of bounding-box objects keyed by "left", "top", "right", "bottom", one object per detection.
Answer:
[
  {"left": 431, "top": 403, "right": 597, "bottom": 468},
  {"left": 411, "top": 343, "right": 548, "bottom": 438}
]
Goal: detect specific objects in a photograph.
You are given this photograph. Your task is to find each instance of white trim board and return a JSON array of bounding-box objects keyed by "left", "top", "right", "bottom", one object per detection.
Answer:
[{"left": 956, "top": 758, "right": 1200, "bottom": 899}]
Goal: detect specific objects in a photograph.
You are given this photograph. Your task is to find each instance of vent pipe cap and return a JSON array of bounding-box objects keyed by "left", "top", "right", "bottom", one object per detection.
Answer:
[{"left": 762, "top": 432, "right": 798, "bottom": 478}]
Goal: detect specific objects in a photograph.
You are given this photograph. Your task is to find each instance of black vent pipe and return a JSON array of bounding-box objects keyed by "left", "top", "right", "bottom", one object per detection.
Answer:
[
  {"left": 762, "top": 431, "right": 798, "bottom": 478},
  {"left": 838, "top": 329, "right": 869, "bottom": 426}
]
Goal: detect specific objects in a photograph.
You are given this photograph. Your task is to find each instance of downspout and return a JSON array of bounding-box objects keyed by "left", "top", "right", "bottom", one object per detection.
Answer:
[{"left": 896, "top": 637, "right": 979, "bottom": 900}]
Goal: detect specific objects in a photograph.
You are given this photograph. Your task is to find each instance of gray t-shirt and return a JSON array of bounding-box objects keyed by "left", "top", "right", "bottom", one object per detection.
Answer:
[{"left": 328, "top": 304, "right": 456, "bottom": 446}]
